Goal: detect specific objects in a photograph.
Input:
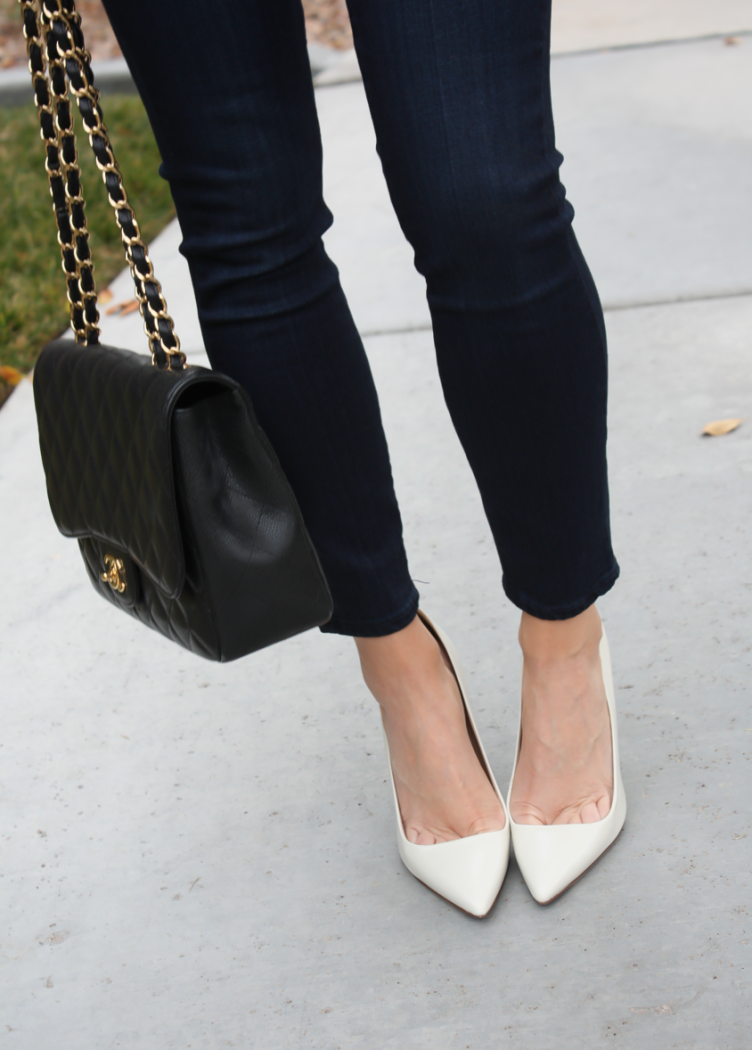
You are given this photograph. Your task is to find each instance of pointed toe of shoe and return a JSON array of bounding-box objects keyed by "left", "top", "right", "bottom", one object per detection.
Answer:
[
  {"left": 511, "top": 797, "right": 626, "bottom": 905},
  {"left": 511, "top": 823, "right": 595, "bottom": 904},
  {"left": 398, "top": 826, "right": 510, "bottom": 917}
]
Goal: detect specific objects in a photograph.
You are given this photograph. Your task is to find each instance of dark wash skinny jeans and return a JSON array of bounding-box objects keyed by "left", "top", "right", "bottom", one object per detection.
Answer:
[{"left": 101, "top": 0, "right": 619, "bottom": 636}]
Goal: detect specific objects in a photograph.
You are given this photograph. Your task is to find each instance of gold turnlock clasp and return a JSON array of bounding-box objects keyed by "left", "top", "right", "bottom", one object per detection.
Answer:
[{"left": 101, "top": 554, "right": 127, "bottom": 594}]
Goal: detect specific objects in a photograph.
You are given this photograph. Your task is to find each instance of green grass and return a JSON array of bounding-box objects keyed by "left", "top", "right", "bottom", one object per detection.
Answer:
[{"left": 0, "top": 93, "right": 176, "bottom": 373}]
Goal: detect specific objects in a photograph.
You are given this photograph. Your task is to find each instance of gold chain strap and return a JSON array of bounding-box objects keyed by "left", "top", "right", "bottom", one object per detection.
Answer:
[
  {"left": 19, "top": 0, "right": 97, "bottom": 344},
  {"left": 19, "top": 0, "right": 185, "bottom": 369}
]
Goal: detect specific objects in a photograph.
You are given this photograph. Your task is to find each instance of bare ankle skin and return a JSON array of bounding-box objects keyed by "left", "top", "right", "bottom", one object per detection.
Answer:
[
  {"left": 355, "top": 616, "right": 505, "bottom": 845},
  {"left": 510, "top": 605, "right": 613, "bottom": 826}
]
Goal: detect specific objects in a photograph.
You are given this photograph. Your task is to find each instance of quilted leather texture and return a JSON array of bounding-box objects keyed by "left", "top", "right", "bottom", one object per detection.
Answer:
[
  {"left": 35, "top": 340, "right": 189, "bottom": 598},
  {"left": 35, "top": 339, "right": 333, "bottom": 661}
]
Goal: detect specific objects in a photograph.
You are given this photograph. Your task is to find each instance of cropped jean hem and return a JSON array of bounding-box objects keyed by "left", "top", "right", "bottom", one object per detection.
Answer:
[
  {"left": 319, "top": 585, "right": 420, "bottom": 638},
  {"left": 502, "top": 561, "right": 620, "bottom": 621}
]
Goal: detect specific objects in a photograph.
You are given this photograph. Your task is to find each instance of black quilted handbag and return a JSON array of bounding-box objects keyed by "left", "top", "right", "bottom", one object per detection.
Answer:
[{"left": 25, "top": 0, "right": 332, "bottom": 660}]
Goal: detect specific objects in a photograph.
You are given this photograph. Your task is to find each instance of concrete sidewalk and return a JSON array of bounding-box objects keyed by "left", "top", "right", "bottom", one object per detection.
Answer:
[{"left": 1, "top": 14, "right": 751, "bottom": 1050}]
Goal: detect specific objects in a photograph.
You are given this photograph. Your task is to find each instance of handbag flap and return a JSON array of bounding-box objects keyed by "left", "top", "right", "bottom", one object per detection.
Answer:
[{"left": 34, "top": 339, "right": 229, "bottom": 600}]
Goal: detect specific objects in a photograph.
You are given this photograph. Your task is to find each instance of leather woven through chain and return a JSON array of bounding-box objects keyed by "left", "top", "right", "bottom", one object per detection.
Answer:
[{"left": 18, "top": 0, "right": 185, "bottom": 368}]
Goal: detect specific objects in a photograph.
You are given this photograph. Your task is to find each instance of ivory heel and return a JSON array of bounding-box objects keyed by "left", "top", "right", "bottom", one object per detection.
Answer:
[
  {"left": 508, "top": 628, "right": 627, "bottom": 905},
  {"left": 382, "top": 611, "right": 510, "bottom": 918}
]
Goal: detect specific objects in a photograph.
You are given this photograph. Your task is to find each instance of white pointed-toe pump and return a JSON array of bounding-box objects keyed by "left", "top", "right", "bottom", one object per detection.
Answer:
[
  {"left": 508, "top": 627, "right": 627, "bottom": 905},
  {"left": 381, "top": 611, "right": 510, "bottom": 918}
]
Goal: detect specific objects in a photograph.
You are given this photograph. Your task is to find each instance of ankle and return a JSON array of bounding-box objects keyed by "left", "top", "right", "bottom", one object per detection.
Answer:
[
  {"left": 354, "top": 616, "right": 448, "bottom": 713},
  {"left": 519, "top": 606, "right": 603, "bottom": 669}
]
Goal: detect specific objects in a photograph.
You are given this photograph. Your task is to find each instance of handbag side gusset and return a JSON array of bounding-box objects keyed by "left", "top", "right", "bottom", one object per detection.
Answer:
[{"left": 224, "top": 381, "right": 334, "bottom": 623}]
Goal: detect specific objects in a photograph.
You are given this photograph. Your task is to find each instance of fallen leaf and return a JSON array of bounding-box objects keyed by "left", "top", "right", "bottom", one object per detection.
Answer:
[
  {"left": 0, "top": 366, "right": 24, "bottom": 386},
  {"left": 105, "top": 298, "right": 140, "bottom": 316},
  {"left": 98, "top": 288, "right": 114, "bottom": 304},
  {"left": 702, "top": 418, "right": 742, "bottom": 437}
]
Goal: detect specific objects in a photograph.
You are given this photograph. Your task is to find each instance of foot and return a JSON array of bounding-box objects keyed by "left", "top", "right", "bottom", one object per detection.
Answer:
[
  {"left": 509, "top": 606, "right": 613, "bottom": 826},
  {"left": 355, "top": 616, "right": 505, "bottom": 845}
]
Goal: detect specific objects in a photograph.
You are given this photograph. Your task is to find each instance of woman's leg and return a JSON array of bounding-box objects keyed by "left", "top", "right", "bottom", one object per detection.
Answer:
[
  {"left": 346, "top": 0, "right": 619, "bottom": 823},
  {"left": 100, "top": 0, "right": 501, "bottom": 841},
  {"left": 99, "top": 0, "right": 418, "bottom": 637}
]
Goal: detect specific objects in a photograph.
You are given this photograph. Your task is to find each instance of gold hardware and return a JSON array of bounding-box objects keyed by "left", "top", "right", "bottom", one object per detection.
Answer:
[{"left": 101, "top": 554, "right": 126, "bottom": 593}]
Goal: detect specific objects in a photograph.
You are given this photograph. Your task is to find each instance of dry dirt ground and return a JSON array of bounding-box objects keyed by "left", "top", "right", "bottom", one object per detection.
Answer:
[{"left": 0, "top": 0, "right": 352, "bottom": 69}]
